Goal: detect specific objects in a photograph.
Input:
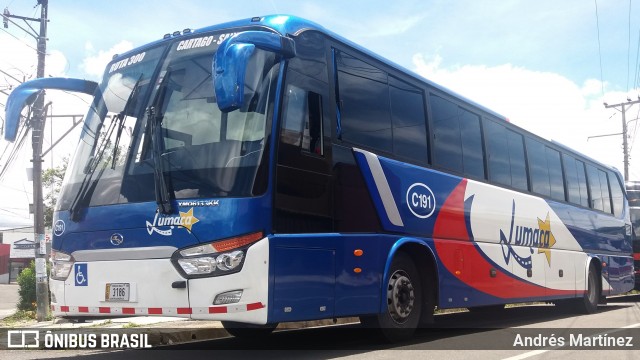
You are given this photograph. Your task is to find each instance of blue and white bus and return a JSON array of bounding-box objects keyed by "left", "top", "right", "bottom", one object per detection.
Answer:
[{"left": 4, "top": 15, "right": 634, "bottom": 341}]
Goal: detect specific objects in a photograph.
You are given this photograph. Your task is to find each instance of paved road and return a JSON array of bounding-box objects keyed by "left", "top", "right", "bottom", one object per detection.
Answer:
[
  {"left": 0, "top": 284, "right": 18, "bottom": 319},
  {"left": 4, "top": 294, "right": 639, "bottom": 359}
]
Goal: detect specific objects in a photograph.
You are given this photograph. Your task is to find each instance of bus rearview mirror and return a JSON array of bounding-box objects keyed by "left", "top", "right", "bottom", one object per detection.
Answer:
[
  {"left": 213, "top": 31, "right": 295, "bottom": 113},
  {"left": 4, "top": 78, "right": 98, "bottom": 142}
]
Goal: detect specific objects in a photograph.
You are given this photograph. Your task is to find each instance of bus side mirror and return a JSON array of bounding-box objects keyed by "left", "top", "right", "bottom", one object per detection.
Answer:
[
  {"left": 213, "top": 31, "right": 295, "bottom": 112},
  {"left": 4, "top": 78, "right": 98, "bottom": 142}
]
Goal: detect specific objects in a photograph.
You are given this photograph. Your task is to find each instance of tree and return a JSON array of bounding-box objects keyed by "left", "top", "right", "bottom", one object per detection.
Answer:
[
  {"left": 17, "top": 261, "right": 36, "bottom": 311},
  {"left": 42, "top": 158, "right": 68, "bottom": 228}
]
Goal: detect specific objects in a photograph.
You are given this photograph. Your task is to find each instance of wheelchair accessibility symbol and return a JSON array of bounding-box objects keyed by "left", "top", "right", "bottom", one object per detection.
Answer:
[{"left": 75, "top": 263, "right": 88, "bottom": 286}]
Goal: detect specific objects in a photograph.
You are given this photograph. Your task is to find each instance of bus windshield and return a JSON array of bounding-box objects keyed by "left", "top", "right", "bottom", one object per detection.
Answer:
[{"left": 57, "top": 31, "right": 279, "bottom": 213}]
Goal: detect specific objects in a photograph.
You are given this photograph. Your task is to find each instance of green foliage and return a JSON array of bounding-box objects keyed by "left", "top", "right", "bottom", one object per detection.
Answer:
[
  {"left": 16, "top": 261, "right": 36, "bottom": 311},
  {"left": 43, "top": 157, "right": 68, "bottom": 228}
]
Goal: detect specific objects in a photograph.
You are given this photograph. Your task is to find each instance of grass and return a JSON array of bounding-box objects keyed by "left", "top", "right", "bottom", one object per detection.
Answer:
[
  {"left": 0, "top": 310, "right": 37, "bottom": 326},
  {"left": 122, "top": 322, "right": 142, "bottom": 328},
  {"left": 0, "top": 309, "right": 54, "bottom": 327},
  {"left": 87, "top": 319, "right": 113, "bottom": 327}
]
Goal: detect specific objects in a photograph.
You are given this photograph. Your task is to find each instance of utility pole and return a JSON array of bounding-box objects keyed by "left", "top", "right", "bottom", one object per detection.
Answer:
[
  {"left": 604, "top": 98, "right": 640, "bottom": 181},
  {"left": 3, "top": 0, "right": 50, "bottom": 322}
]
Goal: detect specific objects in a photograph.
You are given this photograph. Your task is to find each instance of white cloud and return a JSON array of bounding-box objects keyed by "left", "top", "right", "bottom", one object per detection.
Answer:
[
  {"left": 360, "top": 14, "right": 427, "bottom": 38},
  {"left": 0, "top": 33, "right": 92, "bottom": 218},
  {"left": 412, "top": 53, "right": 639, "bottom": 179},
  {"left": 81, "top": 40, "right": 134, "bottom": 79}
]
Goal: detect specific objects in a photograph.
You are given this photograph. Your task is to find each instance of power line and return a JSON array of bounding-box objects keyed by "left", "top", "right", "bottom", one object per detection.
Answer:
[{"left": 0, "top": 26, "right": 41, "bottom": 54}]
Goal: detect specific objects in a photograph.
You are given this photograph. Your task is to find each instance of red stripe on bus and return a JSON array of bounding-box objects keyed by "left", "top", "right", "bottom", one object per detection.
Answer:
[
  {"left": 177, "top": 308, "right": 192, "bottom": 314},
  {"left": 122, "top": 307, "right": 136, "bottom": 314},
  {"left": 99, "top": 307, "right": 111, "bottom": 313},
  {"left": 209, "top": 306, "right": 227, "bottom": 314},
  {"left": 434, "top": 180, "right": 576, "bottom": 299},
  {"left": 60, "top": 306, "right": 69, "bottom": 312},
  {"left": 148, "top": 308, "right": 163, "bottom": 315},
  {"left": 246, "top": 302, "right": 264, "bottom": 311},
  {"left": 78, "top": 307, "right": 89, "bottom": 313}
]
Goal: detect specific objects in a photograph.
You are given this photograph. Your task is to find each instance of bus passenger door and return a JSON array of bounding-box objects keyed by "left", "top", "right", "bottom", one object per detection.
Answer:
[
  {"left": 271, "top": 67, "right": 335, "bottom": 321},
  {"left": 274, "top": 69, "right": 332, "bottom": 233}
]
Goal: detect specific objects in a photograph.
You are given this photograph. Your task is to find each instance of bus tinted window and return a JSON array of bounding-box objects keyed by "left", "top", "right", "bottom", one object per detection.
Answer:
[
  {"left": 598, "top": 169, "right": 612, "bottom": 214},
  {"left": 563, "top": 154, "right": 589, "bottom": 207},
  {"left": 389, "top": 76, "right": 428, "bottom": 163},
  {"left": 430, "top": 94, "right": 484, "bottom": 178},
  {"left": 485, "top": 121, "right": 510, "bottom": 187},
  {"left": 459, "top": 109, "right": 484, "bottom": 179},
  {"left": 336, "top": 51, "right": 392, "bottom": 152},
  {"left": 526, "top": 138, "right": 551, "bottom": 197},
  {"left": 485, "top": 121, "right": 527, "bottom": 190},
  {"left": 629, "top": 191, "right": 640, "bottom": 207},
  {"left": 507, "top": 130, "right": 528, "bottom": 191},
  {"left": 609, "top": 171, "right": 624, "bottom": 217},
  {"left": 431, "top": 94, "right": 463, "bottom": 173},
  {"left": 576, "top": 160, "right": 589, "bottom": 207},
  {"left": 546, "top": 147, "right": 565, "bottom": 201},
  {"left": 586, "top": 164, "right": 604, "bottom": 211},
  {"left": 627, "top": 181, "right": 640, "bottom": 207}
]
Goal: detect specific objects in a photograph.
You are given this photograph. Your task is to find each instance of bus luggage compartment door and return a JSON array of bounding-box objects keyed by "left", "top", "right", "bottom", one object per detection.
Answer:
[{"left": 271, "top": 246, "right": 335, "bottom": 322}]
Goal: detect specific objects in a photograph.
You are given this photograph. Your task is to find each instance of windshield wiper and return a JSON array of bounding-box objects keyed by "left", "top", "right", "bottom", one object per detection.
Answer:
[
  {"left": 68, "top": 119, "right": 118, "bottom": 221},
  {"left": 111, "top": 75, "right": 143, "bottom": 169},
  {"left": 69, "top": 74, "right": 144, "bottom": 221},
  {"left": 147, "top": 70, "right": 174, "bottom": 215}
]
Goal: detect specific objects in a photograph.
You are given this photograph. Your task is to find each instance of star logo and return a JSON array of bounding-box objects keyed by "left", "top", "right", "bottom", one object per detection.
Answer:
[
  {"left": 179, "top": 208, "right": 200, "bottom": 233},
  {"left": 537, "top": 213, "right": 556, "bottom": 266}
]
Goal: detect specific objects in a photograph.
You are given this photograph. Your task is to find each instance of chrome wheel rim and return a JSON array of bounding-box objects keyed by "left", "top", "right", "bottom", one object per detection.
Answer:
[{"left": 387, "top": 270, "right": 415, "bottom": 324}]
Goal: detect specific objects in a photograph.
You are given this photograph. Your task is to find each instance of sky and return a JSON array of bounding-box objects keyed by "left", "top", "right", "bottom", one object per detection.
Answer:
[{"left": 1, "top": 0, "right": 640, "bottom": 226}]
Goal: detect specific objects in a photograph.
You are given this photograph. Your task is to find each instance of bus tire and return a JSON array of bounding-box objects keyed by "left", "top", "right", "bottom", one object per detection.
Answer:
[
  {"left": 577, "top": 262, "right": 600, "bottom": 314},
  {"left": 360, "top": 251, "right": 422, "bottom": 342},
  {"left": 221, "top": 321, "right": 278, "bottom": 338}
]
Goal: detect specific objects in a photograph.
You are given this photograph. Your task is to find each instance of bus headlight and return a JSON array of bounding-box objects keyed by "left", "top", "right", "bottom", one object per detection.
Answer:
[
  {"left": 172, "top": 232, "right": 261, "bottom": 278},
  {"left": 50, "top": 250, "right": 74, "bottom": 280}
]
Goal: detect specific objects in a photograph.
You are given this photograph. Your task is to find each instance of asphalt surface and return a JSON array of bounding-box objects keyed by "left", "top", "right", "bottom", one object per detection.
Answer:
[{"left": 0, "top": 284, "right": 19, "bottom": 319}]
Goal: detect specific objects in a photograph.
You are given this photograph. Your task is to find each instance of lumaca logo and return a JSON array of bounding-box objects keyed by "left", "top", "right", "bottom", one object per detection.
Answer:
[
  {"left": 146, "top": 208, "right": 200, "bottom": 236},
  {"left": 499, "top": 201, "right": 557, "bottom": 269}
]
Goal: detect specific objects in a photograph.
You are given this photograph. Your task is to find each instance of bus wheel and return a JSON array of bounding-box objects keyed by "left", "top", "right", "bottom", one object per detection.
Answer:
[
  {"left": 221, "top": 321, "right": 278, "bottom": 338},
  {"left": 577, "top": 262, "right": 600, "bottom": 314},
  {"left": 360, "top": 252, "right": 422, "bottom": 342}
]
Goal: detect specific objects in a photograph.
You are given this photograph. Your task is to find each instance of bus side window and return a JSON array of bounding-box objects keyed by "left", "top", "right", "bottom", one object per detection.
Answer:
[
  {"left": 608, "top": 171, "right": 624, "bottom": 217},
  {"left": 546, "top": 147, "right": 565, "bottom": 202},
  {"left": 484, "top": 120, "right": 527, "bottom": 190},
  {"left": 430, "top": 94, "right": 484, "bottom": 179},
  {"left": 281, "top": 84, "right": 324, "bottom": 156},
  {"left": 526, "top": 138, "right": 551, "bottom": 198},
  {"left": 598, "top": 169, "right": 612, "bottom": 214},
  {"left": 586, "top": 164, "right": 604, "bottom": 211},
  {"left": 563, "top": 154, "right": 589, "bottom": 207},
  {"left": 389, "top": 76, "right": 428, "bottom": 164},
  {"left": 335, "top": 50, "right": 392, "bottom": 153}
]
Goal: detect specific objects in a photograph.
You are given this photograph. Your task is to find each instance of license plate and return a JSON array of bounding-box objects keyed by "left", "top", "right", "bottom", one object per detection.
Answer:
[{"left": 105, "top": 283, "right": 130, "bottom": 301}]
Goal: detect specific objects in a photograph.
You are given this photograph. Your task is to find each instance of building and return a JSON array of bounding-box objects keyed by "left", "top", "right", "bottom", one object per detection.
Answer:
[{"left": 0, "top": 227, "right": 51, "bottom": 283}]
